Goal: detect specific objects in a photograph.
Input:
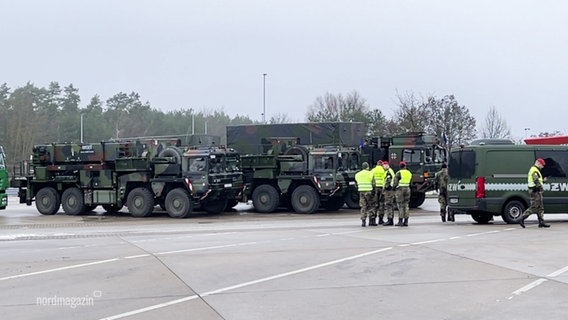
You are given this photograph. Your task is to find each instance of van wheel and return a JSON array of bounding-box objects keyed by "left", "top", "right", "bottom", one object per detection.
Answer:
[
  {"left": 501, "top": 200, "right": 526, "bottom": 224},
  {"left": 471, "top": 212, "right": 493, "bottom": 224}
]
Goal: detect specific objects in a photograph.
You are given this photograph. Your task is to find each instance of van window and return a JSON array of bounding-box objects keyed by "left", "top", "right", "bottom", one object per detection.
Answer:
[
  {"left": 536, "top": 150, "right": 568, "bottom": 177},
  {"left": 449, "top": 149, "right": 475, "bottom": 179}
]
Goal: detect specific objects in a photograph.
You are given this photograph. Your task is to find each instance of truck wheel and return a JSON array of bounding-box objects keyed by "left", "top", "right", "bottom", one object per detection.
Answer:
[
  {"left": 344, "top": 190, "right": 360, "bottom": 209},
  {"left": 103, "top": 204, "right": 123, "bottom": 213},
  {"left": 252, "top": 184, "right": 279, "bottom": 213},
  {"left": 471, "top": 212, "right": 493, "bottom": 224},
  {"left": 409, "top": 192, "right": 426, "bottom": 208},
  {"left": 127, "top": 187, "right": 154, "bottom": 217},
  {"left": 35, "top": 187, "right": 61, "bottom": 215},
  {"left": 203, "top": 199, "right": 228, "bottom": 214},
  {"left": 62, "top": 187, "right": 85, "bottom": 215},
  {"left": 165, "top": 188, "right": 193, "bottom": 218},
  {"left": 323, "top": 197, "right": 344, "bottom": 211},
  {"left": 291, "top": 185, "right": 320, "bottom": 214},
  {"left": 501, "top": 200, "right": 526, "bottom": 224}
]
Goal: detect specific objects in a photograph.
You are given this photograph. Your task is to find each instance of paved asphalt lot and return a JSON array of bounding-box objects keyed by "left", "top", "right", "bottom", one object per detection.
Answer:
[{"left": 1, "top": 195, "right": 568, "bottom": 320}]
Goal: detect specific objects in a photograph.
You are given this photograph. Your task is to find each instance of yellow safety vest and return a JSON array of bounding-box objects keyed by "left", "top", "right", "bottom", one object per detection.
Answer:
[
  {"left": 355, "top": 169, "right": 374, "bottom": 192},
  {"left": 398, "top": 168, "right": 412, "bottom": 187},
  {"left": 371, "top": 165, "right": 385, "bottom": 188},
  {"left": 527, "top": 165, "right": 543, "bottom": 188}
]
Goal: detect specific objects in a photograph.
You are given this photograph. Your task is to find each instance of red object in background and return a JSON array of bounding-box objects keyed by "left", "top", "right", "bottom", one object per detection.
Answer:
[{"left": 524, "top": 135, "right": 568, "bottom": 145}]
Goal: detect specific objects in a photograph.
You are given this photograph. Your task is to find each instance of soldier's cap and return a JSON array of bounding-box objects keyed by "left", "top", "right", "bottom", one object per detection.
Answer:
[
  {"left": 442, "top": 163, "right": 447, "bottom": 168},
  {"left": 382, "top": 161, "right": 389, "bottom": 166},
  {"left": 399, "top": 161, "right": 406, "bottom": 167},
  {"left": 377, "top": 160, "right": 383, "bottom": 165},
  {"left": 362, "top": 162, "right": 369, "bottom": 169},
  {"left": 536, "top": 158, "right": 546, "bottom": 166}
]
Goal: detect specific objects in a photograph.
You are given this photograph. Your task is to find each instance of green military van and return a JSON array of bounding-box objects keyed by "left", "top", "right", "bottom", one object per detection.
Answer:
[{"left": 447, "top": 144, "right": 568, "bottom": 224}]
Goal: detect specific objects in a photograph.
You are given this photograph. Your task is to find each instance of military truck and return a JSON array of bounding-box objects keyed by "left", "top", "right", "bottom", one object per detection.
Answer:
[
  {"left": 0, "top": 146, "right": 7, "bottom": 210},
  {"left": 10, "top": 140, "right": 244, "bottom": 218},
  {"left": 360, "top": 132, "right": 447, "bottom": 208},
  {"left": 239, "top": 138, "right": 357, "bottom": 213}
]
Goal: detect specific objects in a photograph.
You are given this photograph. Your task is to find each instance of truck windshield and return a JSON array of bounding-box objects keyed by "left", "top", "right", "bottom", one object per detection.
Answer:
[
  {"left": 0, "top": 150, "right": 5, "bottom": 169},
  {"left": 313, "top": 155, "right": 335, "bottom": 172},
  {"left": 226, "top": 154, "right": 240, "bottom": 173},
  {"left": 188, "top": 157, "right": 207, "bottom": 172}
]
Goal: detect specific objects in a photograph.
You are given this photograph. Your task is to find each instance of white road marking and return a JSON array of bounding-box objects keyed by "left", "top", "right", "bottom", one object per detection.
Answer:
[
  {"left": 0, "top": 258, "right": 119, "bottom": 281},
  {"left": 124, "top": 254, "right": 150, "bottom": 259},
  {"left": 98, "top": 247, "right": 394, "bottom": 320},
  {"left": 512, "top": 278, "right": 548, "bottom": 295},
  {"left": 547, "top": 265, "right": 568, "bottom": 277}
]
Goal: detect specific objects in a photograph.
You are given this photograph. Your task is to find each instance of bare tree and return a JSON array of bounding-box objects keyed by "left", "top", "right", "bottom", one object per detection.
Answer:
[
  {"left": 479, "top": 106, "right": 511, "bottom": 139},
  {"left": 269, "top": 113, "right": 292, "bottom": 124},
  {"left": 306, "top": 91, "right": 369, "bottom": 122},
  {"left": 424, "top": 94, "right": 477, "bottom": 148},
  {"left": 392, "top": 91, "right": 430, "bottom": 132}
]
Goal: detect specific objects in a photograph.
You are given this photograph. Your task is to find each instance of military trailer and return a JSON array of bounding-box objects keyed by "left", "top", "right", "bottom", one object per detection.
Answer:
[
  {"left": 10, "top": 140, "right": 244, "bottom": 218},
  {"left": 448, "top": 144, "right": 568, "bottom": 224},
  {"left": 360, "top": 132, "right": 447, "bottom": 208},
  {"left": 238, "top": 137, "right": 356, "bottom": 213},
  {"left": 0, "top": 146, "right": 7, "bottom": 210}
]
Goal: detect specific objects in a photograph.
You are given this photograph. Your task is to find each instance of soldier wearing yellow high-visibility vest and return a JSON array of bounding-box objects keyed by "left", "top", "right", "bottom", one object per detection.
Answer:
[
  {"left": 382, "top": 161, "right": 396, "bottom": 226},
  {"left": 393, "top": 161, "right": 412, "bottom": 227},
  {"left": 520, "top": 158, "right": 550, "bottom": 228},
  {"left": 371, "top": 160, "right": 386, "bottom": 225},
  {"left": 355, "top": 162, "right": 375, "bottom": 227}
]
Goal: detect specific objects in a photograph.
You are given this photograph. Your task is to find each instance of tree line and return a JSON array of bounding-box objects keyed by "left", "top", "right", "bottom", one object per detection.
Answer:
[{"left": 1, "top": 81, "right": 519, "bottom": 167}]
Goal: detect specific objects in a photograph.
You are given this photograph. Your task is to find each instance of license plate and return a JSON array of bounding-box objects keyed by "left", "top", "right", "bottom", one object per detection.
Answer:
[
  {"left": 450, "top": 198, "right": 458, "bottom": 204},
  {"left": 349, "top": 181, "right": 356, "bottom": 185},
  {"left": 224, "top": 183, "right": 232, "bottom": 188}
]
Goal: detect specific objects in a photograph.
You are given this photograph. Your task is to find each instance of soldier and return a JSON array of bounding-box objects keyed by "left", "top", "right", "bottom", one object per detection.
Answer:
[
  {"left": 393, "top": 161, "right": 412, "bottom": 227},
  {"left": 382, "top": 161, "right": 396, "bottom": 226},
  {"left": 371, "top": 160, "right": 386, "bottom": 225},
  {"left": 435, "top": 163, "right": 450, "bottom": 222},
  {"left": 355, "top": 162, "right": 375, "bottom": 227},
  {"left": 520, "top": 158, "right": 550, "bottom": 228}
]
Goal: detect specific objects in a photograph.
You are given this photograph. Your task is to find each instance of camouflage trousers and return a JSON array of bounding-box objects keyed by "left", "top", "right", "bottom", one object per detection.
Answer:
[
  {"left": 395, "top": 187, "right": 411, "bottom": 219},
  {"left": 383, "top": 189, "right": 395, "bottom": 219},
  {"left": 359, "top": 191, "right": 375, "bottom": 220},
  {"left": 438, "top": 190, "right": 448, "bottom": 214},
  {"left": 374, "top": 188, "right": 384, "bottom": 218},
  {"left": 522, "top": 190, "right": 544, "bottom": 220}
]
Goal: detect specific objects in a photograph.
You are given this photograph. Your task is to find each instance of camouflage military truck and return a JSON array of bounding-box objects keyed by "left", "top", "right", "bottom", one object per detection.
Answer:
[
  {"left": 239, "top": 138, "right": 356, "bottom": 213},
  {"left": 10, "top": 139, "right": 244, "bottom": 218},
  {"left": 360, "top": 132, "right": 447, "bottom": 208},
  {"left": 0, "top": 146, "right": 7, "bottom": 210}
]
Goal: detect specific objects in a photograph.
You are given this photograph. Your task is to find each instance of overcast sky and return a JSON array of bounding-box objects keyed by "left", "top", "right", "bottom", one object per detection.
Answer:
[{"left": 1, "top": 0, "right": 566, "bottom": 140}]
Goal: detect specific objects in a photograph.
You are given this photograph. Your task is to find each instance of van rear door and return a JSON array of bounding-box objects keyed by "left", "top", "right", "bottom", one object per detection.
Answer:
[{"left": 448, "top": 149, "right": 476, "bottom": 210}]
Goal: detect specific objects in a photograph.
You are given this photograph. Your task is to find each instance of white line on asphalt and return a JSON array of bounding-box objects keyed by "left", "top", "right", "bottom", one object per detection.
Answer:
[
  {"left": 512, "top": 278, "right": 548, "bottom": 295},
  {"left": 449, "top": 236, "right": 462, "bottom": 240},
  {"left": 98, "top": 247, "right": 394, "bottom": 320},
  {"left": 155, "top": 243, "right": 242, "bottom": 255},
  {"left": 316, "top": 234, "right": 331, "bottom": 237},
  {"left": 411, "top": 239, "right": 446, "bottom": 245},
  {"left": 465, "top": 230, "right": 500, "bottom": 237},
  {"left": 0, "top": 258, "right": 120, "bottom": 281},
  {"left": 547, "top": 265, "right": 568, "bottom": 277},
  {"left": 124, "top": 254, "right": 151, "bottom": 259}
]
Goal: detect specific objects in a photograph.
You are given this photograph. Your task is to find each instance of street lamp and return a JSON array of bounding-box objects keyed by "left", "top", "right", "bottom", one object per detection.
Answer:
[
  {"left": 262, "top": 73, "right": 267, "bottom": 123},
  {"left": 524, "top": 127, "right": 530, "bottom": 138}
]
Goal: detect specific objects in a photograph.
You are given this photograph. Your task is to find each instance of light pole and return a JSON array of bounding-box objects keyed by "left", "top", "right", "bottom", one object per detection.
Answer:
[
  {"left": 524, "top": 127, "right": 530, "bottom": 138},
  {"left": 262, "top": 73, "right": 267, "bottom": 123}
]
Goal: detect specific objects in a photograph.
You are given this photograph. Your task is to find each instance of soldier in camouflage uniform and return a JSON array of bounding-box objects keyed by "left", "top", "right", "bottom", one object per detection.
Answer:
[
  {"left": 371, "top": 160, "right": 385, "bottom": 225},
  {"left": 520, "top": 158, "right": 550, "bottom": 228},
  {"left": 393, "top": 161, "right": 411, "bottom": 226},
  {"left": 355, "top": 162, "right": 375, "bottom": 227},
  {"left": 435, "top": 163, "right": 450, "bottom": 222},
  {"left": 382, "top": 161, "right": 396, "bottom": 226}
]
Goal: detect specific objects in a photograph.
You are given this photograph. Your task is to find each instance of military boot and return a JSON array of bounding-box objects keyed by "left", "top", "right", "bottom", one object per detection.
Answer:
[
  {"left": 395, "top": 218, "right": 404, "bottom": 226},
  {"left": 440, "top": 212, "right": 446, "bottom": 223},
  {"left": 402, "top": 218, "right": 408, "bottom": 227},
  {"left": 361, "top": 218, "right": 366, "bottom": 227},
  {"left": 383, "top": 218, "right": 393, "bottom": 226},
  {"left": 538, "top": 217, "right": 550, "bottom": 228},
  {"left": 369, "top": 217, "right": 378, "bottom": 226},
  {"left": 519, "top": 215, "right": 527, "bottom": 228},
  {"left": 378, "top": 215, "right": 384, "bottom": 225}
]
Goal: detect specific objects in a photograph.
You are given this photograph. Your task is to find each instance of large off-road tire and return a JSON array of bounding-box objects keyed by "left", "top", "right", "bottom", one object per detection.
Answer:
[
  {"left": 165, "top": 188, "right": 193, "bottom": 218},
  {"left": 127, "top": 187, "right": 154, "bottom": 217},
  {"left": 409, "top": 192, "right": 426, "bottom": 209},
  {"left": 252, "top": 184, "right": 280, "bottom": 213},
  {"left": 103, "top": 203, "right": 123, "bottom": 213},
  {"left": 501, "top": 200, "right": 526, "bottom": 224},
  {"left": 202, "top": 198, "right": 228, "bottom": 214},
  {"left": 158, "top": 146, "right": 183, "bottom": 163},
  {"left": 344, "top": 189, "right": 360, "bottom": 209},
  {"left": 471, "top": 211, "right": 493, "bottom": 224},
  {"left": 323, "top": 196, "right": 345, "bottom": 211},
  {"left": 35, "top": 187, "right": 61, "bottom": 215},
  {"left": 291, "top": 185, "right": 320, "bottom": 214},
  {"left": 61, "top": 187, "right": 85, "bottom": 216}
]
